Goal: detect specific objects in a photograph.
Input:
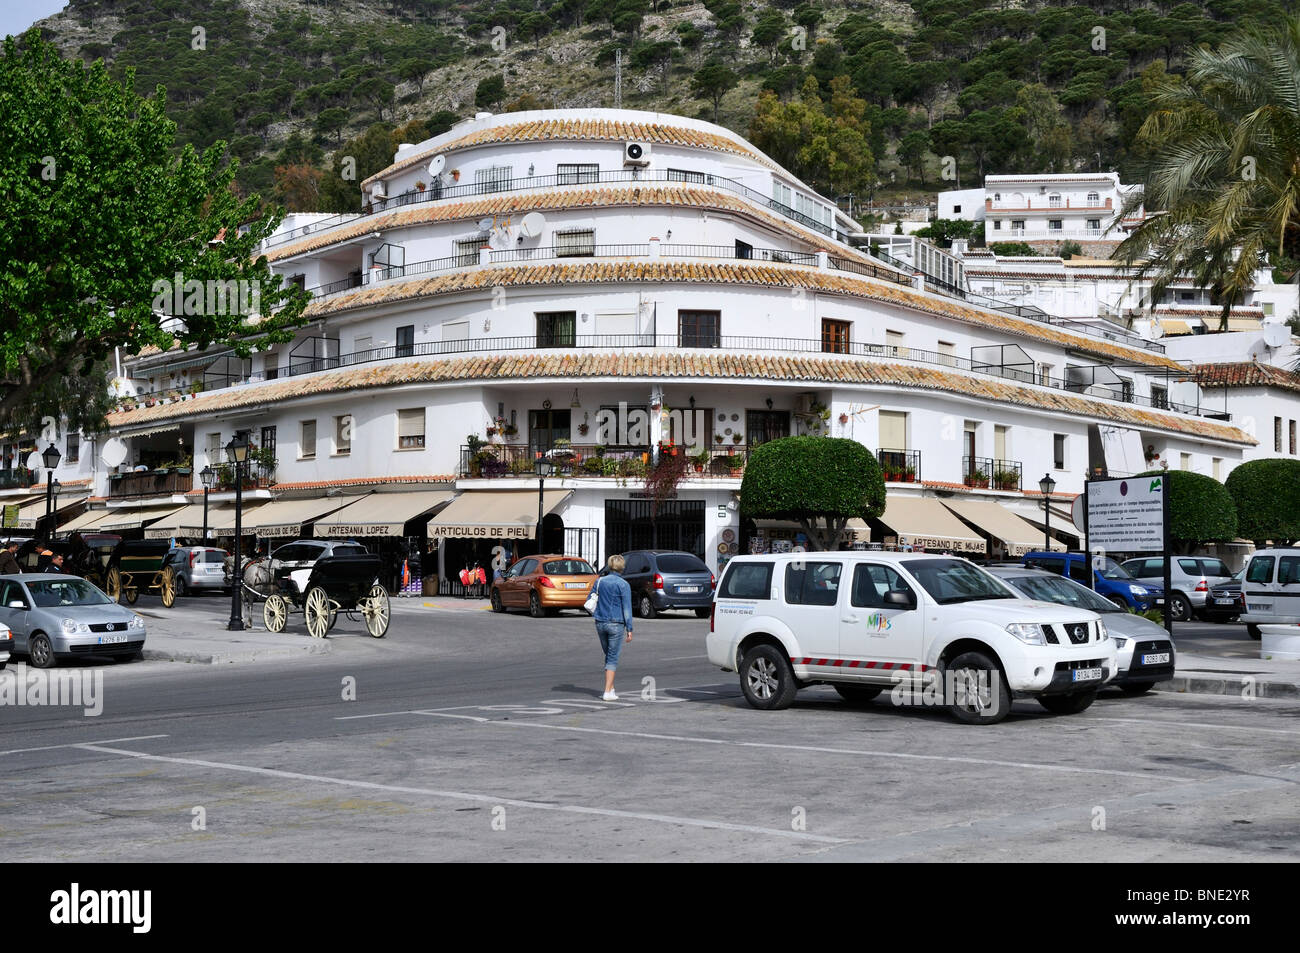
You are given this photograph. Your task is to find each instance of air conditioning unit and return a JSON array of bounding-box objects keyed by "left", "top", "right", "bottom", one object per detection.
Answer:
[{"left": 623, "top": 141, "right": 652, "bottom": 167}]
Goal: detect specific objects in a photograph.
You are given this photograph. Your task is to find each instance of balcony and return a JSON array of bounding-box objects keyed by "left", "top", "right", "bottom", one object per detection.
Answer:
[
  {"left": 0, "top": 466, "right": 35, "bottom": 489},
  {"left": 107, "top": 468, "right": 194, "bottom": 499},
  {"left": 962, "top": 456, "right": 1022, "bottom": 491},
  {"left": 876, "top": 448, "right": 921, "bottom": 482},
  {"left": 458, "top": 443, "right": 750, "bottom": 480}
]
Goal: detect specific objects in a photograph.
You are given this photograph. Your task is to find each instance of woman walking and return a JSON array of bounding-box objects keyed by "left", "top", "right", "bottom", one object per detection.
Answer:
[{"left": 591, "top": 554, "right": 634, "bottom": 700}]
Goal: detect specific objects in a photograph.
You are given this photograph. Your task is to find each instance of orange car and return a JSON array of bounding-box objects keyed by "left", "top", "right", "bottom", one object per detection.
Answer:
[{"left": 490, "top": 554, "right": 599, "bottom": 617}]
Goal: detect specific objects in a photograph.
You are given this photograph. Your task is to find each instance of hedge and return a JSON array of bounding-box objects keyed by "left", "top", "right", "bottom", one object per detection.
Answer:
[{"left": 1224, "top": 458, "right": 1300, "bottom": 544}]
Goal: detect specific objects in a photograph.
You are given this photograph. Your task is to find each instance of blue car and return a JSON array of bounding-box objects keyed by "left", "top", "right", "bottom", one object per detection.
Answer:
[{"left": 1020, "top": 551, "right": 1164, "bottom": 612}]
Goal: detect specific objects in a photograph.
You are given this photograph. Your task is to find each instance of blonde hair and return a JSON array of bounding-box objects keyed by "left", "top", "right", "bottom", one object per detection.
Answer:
[{"left": 607, "top": 554, "right": 626, "bottom": 572}]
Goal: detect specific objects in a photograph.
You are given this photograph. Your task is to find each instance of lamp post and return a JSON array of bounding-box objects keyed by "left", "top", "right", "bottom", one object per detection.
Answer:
[
  {"left": 1039, "top": 473, "right": 1057, "bottom": 551},
  {"left": 199, "top": 465, "right": 216, "bottom": 540},
  {"left": 534, "top": 456, "right": 554, "bottom": 553},
  {"left": 226, "top": 431, "right": 250, "bottom": 630},
  {"left": 41, "top": 443, "right": 61, "bottom": 542}
]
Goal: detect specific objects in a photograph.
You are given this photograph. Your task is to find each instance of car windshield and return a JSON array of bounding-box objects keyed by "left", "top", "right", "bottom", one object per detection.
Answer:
[
  {"left": 332, "top": 545, "right": 368, "bottom": 557},
  {"left": 1097, "top": 557, "right": 1134, "bottom": 580},
  {"left": 27, "top": 578, "right": 111, "bottom": 608},
  {"left": 656, "top": 554, "right": 708, "bottom": 573},
  {"left": 1004, "top": 573, "right": 1120, "bottom": 613},
  {"left": 905, "top": 558, "right": 1016, "bottom": 604},
  {"left": 544, "top": 559, "right": 595, "bottom": 575}
]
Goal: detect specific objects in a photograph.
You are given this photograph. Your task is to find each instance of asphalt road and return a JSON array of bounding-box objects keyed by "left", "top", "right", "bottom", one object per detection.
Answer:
[{"left": 2, "top": 596, "right": 1297, "bottom": 862}]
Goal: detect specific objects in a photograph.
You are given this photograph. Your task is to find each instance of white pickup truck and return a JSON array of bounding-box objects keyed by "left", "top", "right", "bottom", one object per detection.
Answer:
[{"left": 708, "top": 552, "right": 1117, "bottom": 724}]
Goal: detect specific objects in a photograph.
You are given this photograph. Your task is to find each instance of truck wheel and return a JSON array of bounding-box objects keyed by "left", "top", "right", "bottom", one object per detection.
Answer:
[
  {"left": 1167, "top": 593, "right": 1191, "bottom": 623},
  {"left": 1038, "top": 690, "right": 1098, "bottom": 714},
  {"left": 739, "top": 645, "right": 798, "bottom": 711},
  {"left": 1247, "top": 623, "right": 1262, "bottom": 640},
  {"left": 833, "top": 684, "right": 883, "bottom": 704},
  {"left": 942, "top": 651, "right": 1010, "bottom": 725}
]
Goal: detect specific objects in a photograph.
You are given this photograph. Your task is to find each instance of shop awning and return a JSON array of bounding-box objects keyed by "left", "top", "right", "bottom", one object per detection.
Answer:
[
  {"left": 1, "top": 494, "right": 43, "bottom": 531},
  {"left": 164, "top": 503, "right": 268, "bottom": 538},
  {"left": 55, "top": 508, "right": 115, "bottom": 535},
  {"left": 1158, "top": 318, "right": 1193, "bottom": 335},
  {"left": 313, "top": 490, "right": 456, "bottom": 537},
  {"left": 941, "top": 499, "right": 1064, "bottom": 556},
  {"left": 239, "top": 496, "right": 353, "bottom": 539},
  {"left": 872, "top": 496, "right": 986, "bottom": 554},
  {"left": 9, "top": 492, "right": 90, "bottom": 531},
  {"left": 427, "top": 489, "right": 572, "bottom": 539},
  {"left": 94, "top": 504, "right": 189, "bottom": 533}
]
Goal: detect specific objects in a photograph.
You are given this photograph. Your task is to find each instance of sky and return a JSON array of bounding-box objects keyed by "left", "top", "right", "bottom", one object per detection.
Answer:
[{"left": 2, "top": 0, "right": 69, "bottom": 40}]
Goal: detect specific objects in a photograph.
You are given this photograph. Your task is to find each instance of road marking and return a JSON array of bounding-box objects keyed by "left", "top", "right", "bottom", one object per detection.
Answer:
[
  {"left": 73, "top": 743, "right": 850, "bottom": 844},
  {"left": 1092, "top": 716, "right": 1300, "bottom": 736},
  {"left": 661, "top": 654, "right": 709, "bottom": 661},
  {"left": 0, "top": 734, "right": 170, "bottom": 757}
]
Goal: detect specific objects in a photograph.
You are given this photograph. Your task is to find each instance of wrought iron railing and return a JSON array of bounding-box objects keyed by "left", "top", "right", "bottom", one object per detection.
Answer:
[
  {"left": 962, "top": 456, "right": 1022, "bottom": 491},
  {"left": 875, "top": 448, "right": 921, "bottom": 483},
  {"left": 458, "top": 443, "right": 750, "bottom": 479},
  {"left": 106, "top": 469, "right": 194, "bottom": 498}
]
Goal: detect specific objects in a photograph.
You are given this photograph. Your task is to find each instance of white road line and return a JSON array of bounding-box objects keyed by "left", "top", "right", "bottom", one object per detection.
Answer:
[
  {"left": 1092, "top": 716, "right": 1300, "bottom": 736},
  {"left": 74, "top": 744, "right": 849, "bottom": 844},
  {"left": 660, "top": 655, "right": 709, "bottom": 661},
  {"left": 0, "top": 734, "right": 170, "bottom": 757}
]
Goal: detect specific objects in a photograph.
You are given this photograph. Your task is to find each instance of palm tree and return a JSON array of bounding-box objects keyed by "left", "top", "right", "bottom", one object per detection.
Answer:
[{"left": 1115, "top": 19, "right": 1300, "bottom": 330}]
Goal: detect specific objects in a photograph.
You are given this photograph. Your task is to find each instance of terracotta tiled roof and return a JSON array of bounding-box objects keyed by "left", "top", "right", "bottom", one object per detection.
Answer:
[
  {"left": 1183, "top": 361, "right": 1300, "bottom": 395},
  {"left": 362, "top": 117, "right": 780, "bottom": 189},
  {"left": 103, "top": 351, "right": 1252, "bottom": 445},
  {"left": 1154, "top": 306, "right": 1265, "bottom": 318},
  {"left": 182, "top": 475, "right": 456, "bottom": 495},
  {"left": 302, "top": 260, "right": 1182, "bottom": 370}
]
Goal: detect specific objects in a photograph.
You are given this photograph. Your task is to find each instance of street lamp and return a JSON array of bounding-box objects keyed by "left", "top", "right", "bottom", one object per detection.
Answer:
[
  {"left": 41, "top": 443, "right": 61, "bottom": 542},
  {"left": 535, "top": 456, "right": 554, "bottom": 552},
  {"left": 225, "top": 431, "right": 250, "bottom": 631},
  {"left": 199, "top": 465, "right": 216, "bottom": 540},
  {"left": 1039, "top": 473, "right": 1057, "bottom": 552}
]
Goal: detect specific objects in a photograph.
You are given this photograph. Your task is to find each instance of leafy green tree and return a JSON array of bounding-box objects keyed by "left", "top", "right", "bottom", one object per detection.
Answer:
[
  {"left": 318, "top": 122, "right": 395, "bottom": 212},
  {"left": 0, "top": 31, "right": 310, "bottom": 433},
  {"left": 1013, "top": 83, "right": 1071, "bottom": 172},
  {"left": 475, "top": 73, "right": 507, "bottom": 110},
  {"left": 898, "top": 129, "right": 930, "bottom": 185},
  {"left": 1225, "top": 459, "right": 1300, "bottom": 544},
  {"left": 315, "top": 107, "right": 349, "bottom": 145},
  {"left": 741, "top": 437, "right": 886, "bottom": 550},
  {"left": 1137, "top": 470, "right": 1238, "bottom": 552},
  {"left": 990, "top": 242, "right": 1036, "bottom": 256},
  {"left": 691, "top": 62, "right": 738, "bottom": 123},
  {"left": 751, "top": 10, "right": 786, "bottom": 62},
  {"left": 748, "top": 75, "right": 875, "bottom": 197}
]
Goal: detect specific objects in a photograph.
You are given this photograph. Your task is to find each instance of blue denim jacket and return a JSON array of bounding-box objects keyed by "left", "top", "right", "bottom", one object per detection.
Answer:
[{"left": 592, "top": 573, "right": 634, "bottom": 630}]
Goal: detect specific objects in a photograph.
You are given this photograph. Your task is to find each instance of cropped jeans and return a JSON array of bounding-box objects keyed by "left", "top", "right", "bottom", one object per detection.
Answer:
[{"left": 595, "top": 621, "right": 627, "bottom": 671}]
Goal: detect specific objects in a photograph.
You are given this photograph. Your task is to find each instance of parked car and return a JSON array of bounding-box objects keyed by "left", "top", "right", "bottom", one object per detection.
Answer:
[
  {"left": 0, "top": 573, "right": 146, "bottom": 668},
  {"left": 490, "top": 554, "right": 599, "bottom": 617},
  {"left": 988, "top": 566, "right": 1175, "bottom": 695},
  {"left": 0, "top": 620, "right": 11, "bottom": 669},
  {"left": 1021, "top": 551, "right": 1164, "bottom": 613},
  {"left": 709, "top": 552, "right": 1117, "bottom": 724},
  {"left": 164, "top": 545, "right": 231, "bottom": 596},
  {"left": 1239, "top": 548, "right": 1300, "bottom": 639},
  {"left": 617, "top": 550, "right": 715, "bottom": 618},
  {"left": 1121, "top": 555, "right": 1235, "bottom": 623},
  {"left": 1204, "top": 569, "right": 1246, "bottom": 624}
]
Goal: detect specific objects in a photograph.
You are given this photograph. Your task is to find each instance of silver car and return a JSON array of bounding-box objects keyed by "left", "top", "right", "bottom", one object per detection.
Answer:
[
  {"left": 0, "top": 574, "right": 146, "bottom": 668},
  {"left": 1121, "top": 556, "right": 1235, "bottom": 622},
  {"left": 988, "top": 566, "right": 1175, "bottom": 695}
]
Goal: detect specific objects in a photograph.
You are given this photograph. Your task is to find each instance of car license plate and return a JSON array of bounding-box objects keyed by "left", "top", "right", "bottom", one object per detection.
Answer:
[
  {"left": 678, "top": 586, "right": 700, "bottom": 593},
  {"left": 1072, "top": 667, "right": 1103, "bottom": 682},
  {"left": 563, "top": 582, "right": 586, "bottom": 589},
  {"left": 1215, "top": 597, "right": 1235, "bottom": 605},
  {"left": 1154, "top": 598, "right": 1164, "bottom": 605},
  {"left": 97, "top": 633, "right": 127, "bottom": 645},
  {"left": 1141, "top": 652, "right": 1171, "bottom": 665}
]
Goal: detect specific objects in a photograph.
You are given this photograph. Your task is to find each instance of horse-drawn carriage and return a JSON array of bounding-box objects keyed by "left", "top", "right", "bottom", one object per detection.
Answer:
[
  {"left": 239, "top": 551, "right": 390, "bottom": 638},
  {"left": 17, "top": 535, "right": 178, "bottom": 606}
]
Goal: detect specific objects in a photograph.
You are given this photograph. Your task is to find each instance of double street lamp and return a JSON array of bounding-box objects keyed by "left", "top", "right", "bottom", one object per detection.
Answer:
[
  {"left": 1039, "top": 473, "right": 1057, "bottom": 552},
  {"left": 41, "top": 443, "right": 61, "bottom": 542},
  {"left": 225, "top": 431, "right": 250, "bottom": 631},
  {"left": 535, "top": 456, "right": 554, "bottom": 551}
]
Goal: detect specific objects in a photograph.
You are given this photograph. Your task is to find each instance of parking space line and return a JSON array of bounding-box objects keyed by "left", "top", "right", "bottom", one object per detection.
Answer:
[
  {"left": 0, "top": 734, "right": 170, "bottom": 757},
  {"left": 73, "top": 743, "right": 851, "bottom": 844},
  {"left": 1091, "top": 715, "right": 1300, "bottom": 736}
]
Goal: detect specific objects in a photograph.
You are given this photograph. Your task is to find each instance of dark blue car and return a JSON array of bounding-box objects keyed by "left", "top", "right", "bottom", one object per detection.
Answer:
[{"left": 1021, "top": 551, "right": 1164, "bottom": 612}]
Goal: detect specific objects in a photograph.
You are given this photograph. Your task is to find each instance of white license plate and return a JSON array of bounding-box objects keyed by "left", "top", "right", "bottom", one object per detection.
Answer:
[
  {"left": 97, "top": 633, "right": 127, "bottom": 645},
  {"left": 1072, "top": 667, "right": 1103, "bottom": 682},
  {"left": 1214, "top": 597, "right": 1236, "bottom": 605},
  {"left": 1153, "top": 598, "right": 1164, "bottom": 605},
  {"left": 678, "top": 586, "right": 701, "bottom": 593},
  {"left": 1141, "top": 652, "right": 1171, "bottom": 665},
  {"left": 563, "top": 582, "right": 586, "bottom": 589}
]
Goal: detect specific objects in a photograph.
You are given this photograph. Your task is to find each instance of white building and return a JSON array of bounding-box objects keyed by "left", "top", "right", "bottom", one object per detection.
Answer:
[{"left": 22, "top": 110, "right": 1267, "bottom": 576}]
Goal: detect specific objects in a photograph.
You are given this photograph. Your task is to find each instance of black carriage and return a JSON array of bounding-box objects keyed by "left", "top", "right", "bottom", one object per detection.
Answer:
[
  {"left": 17, "top": 533, "right": 124, "bottom": 592},
  {"left": 261, "top": 554, "right": 390, "bottom": 638}
]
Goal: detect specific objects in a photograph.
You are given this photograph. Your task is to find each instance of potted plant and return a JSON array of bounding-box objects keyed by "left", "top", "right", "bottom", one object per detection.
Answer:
[
  {"left": 449, "top": 168, "right": 461, "bottom": 181},
  {"left": 577, "top": 422, "right": 589, "bottom": 437},
  {"left": 724, "top": 454, "right": 744, "bottom": 477},
  {"left": 964, "top": 470, "right": 989, "bottom": 488},
  {"left": 415, "top": 179, "right": 426, "bottom": 191},
  {"left": 731, "top": 433, "right": 743, "bottom": 445},
  {"left": 903, "top": 463, "right": 916, "bottom": 483},
  {"left": 690, "top": 449, "right": 710, "bottom": 473},
  {"left": 714, "top": 433, "right": 724, "bottom": 445},
  {"left": 839, "top": 412, "right": 849, "bottom": 425},
  {"left": 993, "top": 468, "right": 1019, "bottom": 491}
]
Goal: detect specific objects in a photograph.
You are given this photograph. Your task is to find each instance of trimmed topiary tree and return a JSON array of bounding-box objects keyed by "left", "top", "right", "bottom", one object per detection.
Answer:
[
  {"left": 741, "top": 437, "right": 886, "bottom": 550},
  {"left": 1137, "top": 470, "right": 1237, "bottom": 553},
  {"left": 1225, "top": 458, "right": 1300, "bottom": 544}
]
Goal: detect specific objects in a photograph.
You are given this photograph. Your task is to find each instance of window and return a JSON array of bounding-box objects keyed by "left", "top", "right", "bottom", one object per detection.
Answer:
[
  {"left": 952, "top": 204, "right": 962, "bottom": 214},
  {"left": 937, "top": 341, "right": 957, "bottom": 366},
  {"left": 1053, "top": 434, "right": 1066, "bottom": 470},
  {"left": 555, "top": 229, "right": 595, "bottom": 257},
  {"left": 556, "top": 163, "right": 599, "bottom": 185},
  {"left": 1280, "top": 556, "right": 1300, "bottom": 585},
  {"left": 822, "top": 319, "right": 851, "bottom": 354},
  {"left": 784, "top": 560, "right": 842, "bottom": 607},
  {"left": 334, "top": 415, "right": 352, "bottom": 455},
  {"left": 1086, "top": 191, "right": 1099, "bottom": 205},
  {"left": 1087, "top": 219, "right": 1101, "bottom": 232},
  {"left": 963, "top": 421, "right": 977, "bottom": 463},
  {"left": 528, "top": 409, "right": 571, "bottom": 456},
  {"left": 885, "top": 329, "right": 904, "bottom": 356},
  {"left": 597, "top": 404, "right": 646, "bottom": 448},
  {"left": 536, "top": 311, "right": 576, "bottom": 347},
  {"left": 289, "top": 274, "right": 305, "bottom": 290},
  {"left": 1200, "top": 558, "right": 1232, "bottom": 578},
  {"left": 878, "top": 411, "right": 907, "bottom": 451},
  {"left": 746, "top": 410, "right": 790, "bottom": 447},
  {"left": 720, "top": 561, "right": 773, "bottom": 600},
  {"left": 851, "top": 564, "right": 913, "bottom": 608},
  {"left": 993, "top": 193, "right": 1001, "bottom": 202},
  {"left": 1048, "top": 219, "right": 1063, "bottom": 232},
  {"left": 1246, "top": 556, "right": 1274, "bottom": 585},
  {"left": 1118, "top": 378, "right": 1134, "bottom": 403},
  {"left": 994, "top": 424, "right": 1008, "bottom": 461},
  {"left": 1276, "top": 416, "right": 1284, "bottom": 453},
  {"left": 1038, "top": 362, "right": 1053, "bottom": 385},
  {"left": 667, "top": 168, "right": 708, "bottom": 184},
  {"left": 66, "top": 432, "right": 79, "bottom": 464},
  {"left": 1151, "top": 385, "right": 1168, "bottom": 409},
  {"left": 773, "top": 180, "right": 793, "bottom": 209},
  {"left": 1011, "top": 219, "right": 1025, "bottom": 231},
  {"left": 1048, "top": 193, "right": 1062, "bottom": 208},
  {"left": 993, "top": 220, "right": 1002, "bottom": 230},
  {"left": 397, "top": 408, "right": 425, "bottom": 449},
  {"left": 396, "top": 325, "right": 414, "bottom": 358},
  {"left": 1291, "top": 420, "right": 1297, "bottom": 455},
  {"left": 260, "top": 426, "right": 277, "bottom": 470},
  {"left": 354, "top": 335, "right": 372, "bottom": 356},
  {"left": 735, "top": 240, "right": 753, "bottom": 259},
  {"left": 474, "top": 165, "right": 512, "bottom": 194},
  {"left": 299, "top": 420, "right": 317, "bottom": 459},
  {"left": 1213, "top": 457, "right": 1222, "bottom": 480},
  {"left": 1264, "top": 302, "right": 1275, "bottom": 316},
  {"left": 679, "top": 310, "right": 720, "bottom": 348},
  {"left": 1180, "top": 452, "right": 1191, "bottom": 470},
  {"left": 455, "top": 239, "right": 481, "bottom": 266}
]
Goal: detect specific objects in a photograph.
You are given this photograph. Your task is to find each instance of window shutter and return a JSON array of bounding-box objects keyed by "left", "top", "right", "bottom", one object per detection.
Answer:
[{"left": 878, "top": 411, "right": 906, "bottom": 449}]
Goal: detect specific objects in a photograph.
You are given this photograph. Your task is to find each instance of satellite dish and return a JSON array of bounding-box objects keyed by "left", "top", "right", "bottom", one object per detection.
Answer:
[
  {"left": 1264, "top": 322, "right": 1290, "bottom": 348},
  {"left": 477, "top": 217, "right": 493, "bottom": 234},
  {"left": 25, "top": 451, "right": 42, "bottom": 471},
  {"left": 1148, "top": 319, "right": 1164, "bottom": 340},
  {"left": 428, "top": 155, "right": 445, "bottom": 177},
  {"left": 519, "top": 212, "right": 545, "bottom": 239},
  {"left": 101, "top": 438, "right": 128, "bottom": 468}
]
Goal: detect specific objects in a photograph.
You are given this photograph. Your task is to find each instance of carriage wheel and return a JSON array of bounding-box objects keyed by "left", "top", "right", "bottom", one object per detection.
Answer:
[
  {"left": 106, "top": 567, "right": 122, "bottom": 603},
  {"left": 361, "top": 584, "right": 390, "bottom": 639},
  {"left": 263, "top": 594, "right": 288, "bottom": 633},
  {"left": 304, "top": 586, "right": 332, "bottom": 639},
  {"left": 125, "top": 583, "right": 139, "bottom": 605},
  {"left": 160, "top": 567, "right": 177, "bottom": 608}
]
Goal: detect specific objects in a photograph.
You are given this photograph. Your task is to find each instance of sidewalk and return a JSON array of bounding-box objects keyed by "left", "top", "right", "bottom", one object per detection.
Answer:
[
  {"left": 1157, "top": 652, "right": 1300, "bottom": 699},
  {"left": 142, "top": 627, "right": 333, "bottom": 664}
]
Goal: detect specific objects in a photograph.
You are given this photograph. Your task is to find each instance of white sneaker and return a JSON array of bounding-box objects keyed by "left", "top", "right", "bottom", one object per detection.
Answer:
[{"left": 602, "top": 690, "right": 619, "bottom": 701}]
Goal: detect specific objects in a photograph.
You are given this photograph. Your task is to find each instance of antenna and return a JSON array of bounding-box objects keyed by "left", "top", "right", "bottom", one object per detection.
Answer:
[{"left": 615, "top": 48, "right": 623, "bottom": 109}]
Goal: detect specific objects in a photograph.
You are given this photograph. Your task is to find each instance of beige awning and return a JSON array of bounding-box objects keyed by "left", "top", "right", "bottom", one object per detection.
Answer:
[
  {"left": 1226, "top": 317, "right": 1262, "bottom": 332},
  {"left": 165, "top": 503, "right": 269, "bottom": 538},
  {"left": 95, "top": 504, "right": 189, "bottom": 533},
  {"left": 752, "top": 518, "right": 870, "bottom": 542},
  {"left": 1158, "top": 318, "right": 1193, "bottom": 335},
  {"left": 313, "top": 490, "right": 455, "bottom": 537},
  {"left": 873, "top": 496, "right": 986, "bottom": 554},
  {"left": 240, "top": 496, "right": 352, "bottom": 538},
  {"left": 1, "top": 495, "right": 43, "bottom": 531},
  {"left": 428, "top": 489, "right": 572, "bottom": 539},
  {"left": 10, "top": 492, "right": 89, "bottom": 531},
  {"left": 56, "top": 508, "right": 116, "bottom": 535},
  {"left": 941, "top": 499, "right": 1065, "bottom": 556}
]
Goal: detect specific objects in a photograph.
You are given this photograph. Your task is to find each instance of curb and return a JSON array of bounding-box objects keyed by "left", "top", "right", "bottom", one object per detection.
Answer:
[
  {"left": 1157, "top": 672, "right": 1300, "bottom": 699},
  {"left": 143, "top": 640, "right": 332, "bottom": 665}
]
